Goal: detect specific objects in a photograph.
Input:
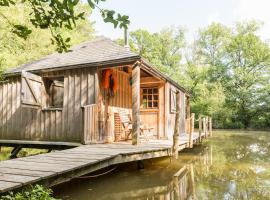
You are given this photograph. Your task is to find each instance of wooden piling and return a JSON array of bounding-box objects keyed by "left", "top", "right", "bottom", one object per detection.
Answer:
[
  {"left": 172, "top": 92, "right": 181, "bottom": 159},
  {"left": 209, "top": 117, "right": 213, "bottom": 137},
  {"left": 206, "top": 116, "right": 209, "bottom": 137},
  {"left": 198, "top": 115, "right": 202, "bottom": 142},
  {"left": 203, "top": 117, "right": 206, "bottom": 138},
  {"left": 189, "top": 113, "right": 195, "bottom": 148}
]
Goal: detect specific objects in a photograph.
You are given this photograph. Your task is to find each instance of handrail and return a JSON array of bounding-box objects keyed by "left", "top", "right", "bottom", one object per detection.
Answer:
[{"left": 82, "top": 104, "right": 97, "bottom": 109}]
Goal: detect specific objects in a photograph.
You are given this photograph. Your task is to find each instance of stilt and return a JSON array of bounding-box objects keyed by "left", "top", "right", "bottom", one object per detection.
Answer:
[
  {"left": 10, "top": 145, "right": 22, "bottom": 159},
  {"left": 198, "top": 115, "right": 202, "bottom": 142},
  {"left": 189, "top": 113, "right": 195, "bottom": 148},
  {"left": 173, "top": 91, "right": 181, "bottom": 159},
  {"left": 137, "top": 160, "right": 144, "bottom": 169}
]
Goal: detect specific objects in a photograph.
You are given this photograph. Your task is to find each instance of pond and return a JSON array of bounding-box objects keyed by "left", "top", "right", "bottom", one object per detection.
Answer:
[{"left": 53, "top": 130, "right": 270, "bottom": 199}]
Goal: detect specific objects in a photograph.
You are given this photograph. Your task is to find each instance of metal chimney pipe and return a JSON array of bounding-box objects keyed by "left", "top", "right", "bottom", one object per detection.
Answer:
[{"left": 124, "top": 28, "right": 129, "bottom": 50}]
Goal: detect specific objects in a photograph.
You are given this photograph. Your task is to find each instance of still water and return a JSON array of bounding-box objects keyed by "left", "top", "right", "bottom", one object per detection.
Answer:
[{"left": 53, "top": 130, "right": 270, "bottom": 200}]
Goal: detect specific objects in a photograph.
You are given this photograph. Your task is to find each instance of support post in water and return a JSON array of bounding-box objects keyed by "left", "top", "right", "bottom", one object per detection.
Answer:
[
  {"left": 205, "top": 116, "right": 209, "bottom": 137},
  {"left": 189, "top": 113, "right": 195, "bottom": 148},
  {"left": 198, "top": 115, "right": 202, "bottom": 142},
  {"left": 203, "top": 117, "right": 206, "bottom": 138},
  {"left": 172, "top": 91, "right": 181, "bottom": 159},
  {"left": 210, "top": 117, "right": 212, "bottom": 136}
]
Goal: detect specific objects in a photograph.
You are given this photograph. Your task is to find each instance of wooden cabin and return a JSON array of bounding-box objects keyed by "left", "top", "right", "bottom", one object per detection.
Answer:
[{"left": 0, "top": 37, "right": 190, "bottom": 147}]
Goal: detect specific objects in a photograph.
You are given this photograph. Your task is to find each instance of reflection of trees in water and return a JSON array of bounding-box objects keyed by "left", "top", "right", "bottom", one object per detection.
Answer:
[
  {"left": 194, "top": 132, "right": 270, "bottom": 200},
  {"left": 98, "top": 164, "right": 195, "bottom": 200}
]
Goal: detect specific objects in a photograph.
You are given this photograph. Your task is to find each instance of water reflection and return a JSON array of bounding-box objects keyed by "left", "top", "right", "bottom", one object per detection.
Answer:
[{"left": 54, "top": 131, "right": 270, "bottom": 200}]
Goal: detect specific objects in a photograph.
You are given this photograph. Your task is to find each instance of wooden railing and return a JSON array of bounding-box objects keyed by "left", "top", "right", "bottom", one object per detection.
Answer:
[
  {"left": 186, "top": 113, "right": 213, "bottom": 148},
  {"left": 82, "top": 104, "right": 98, "bottom": 144}
]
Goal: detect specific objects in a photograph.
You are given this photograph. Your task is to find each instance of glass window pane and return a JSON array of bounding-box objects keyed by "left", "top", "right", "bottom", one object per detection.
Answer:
[
  {"left": 154, "top": 95, "right": 158, "bottom": 100},
  {"left": 153, "top": 88, "right": 158, "bottom": 93},
  {"left": 148, "top": 102, "right": 152, "bottom": 108},
  {"left": 148, "top": 95, "right": 152, "bottom": 100},
  {"left": 143, "top": 100, "right": 147, "bottom": 108},
  {"left": 143, "top": 89, "right": 147, "bottom": 94},
  {"left": 153, "top": 102, "right": 158, "bottom": 108},
  {"left": 148, "top": 89, "right": 153, "bottom": 94}
]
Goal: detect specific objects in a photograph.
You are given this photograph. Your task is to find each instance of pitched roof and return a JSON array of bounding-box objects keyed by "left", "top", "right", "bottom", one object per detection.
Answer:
[
  {"left": 5, "top": 36, "right": 189, "bottom": 94},
  {"left": 6, "top": 37, "right": 140, "bottom": 74}
]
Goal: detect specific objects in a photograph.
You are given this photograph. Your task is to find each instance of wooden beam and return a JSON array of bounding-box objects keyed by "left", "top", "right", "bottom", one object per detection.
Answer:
[
  {"left": 209, "top": 117, "right": 213, "bottom": 137},
  {"left": 140, "top": 77, "right": 164, "bottom": 85},
  {"left": 189, "top": 113, "right": 195, "bottom": 148},
  {"left": 203, "top": 117, "right": 206, "bottom": 138},
  {"left": 205, "top": 116, "right": 209, "bottom": 137},
  {"left": 132, "top": 64, "right": 140, "bottom": 145},
  {"left": 172, "top": 91, "right": 180, "bottom": 159},
  {"left": 198, "top": 115, "right": 202, "bottom": 142}
]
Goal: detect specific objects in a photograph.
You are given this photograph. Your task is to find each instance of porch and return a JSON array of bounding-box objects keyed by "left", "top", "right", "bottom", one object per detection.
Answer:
[{"left": 81, "top": 61, "right": 209, "bottom": 145}]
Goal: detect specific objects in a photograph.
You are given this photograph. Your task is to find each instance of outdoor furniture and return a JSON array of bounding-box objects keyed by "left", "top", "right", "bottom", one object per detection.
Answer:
[{"left": 115, "top": 110, "right": 154, "bottom": 141}]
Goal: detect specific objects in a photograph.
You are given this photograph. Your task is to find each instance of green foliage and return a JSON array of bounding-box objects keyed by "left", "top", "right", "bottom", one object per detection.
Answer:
[
  {"left": 119, "top": 22, "right": 270, "bottom": 129},
  {"left": 0, "top": 2, "right": 94, "bottom": 69},
  {"left": 0, "top": 0, "right": 129, "bottom": 52},
  {"left": 1, "top": 185, "right": 57, "bottom": 200},
  {"left": 117, "top": 27, "right": 185, "bottom": 80}
]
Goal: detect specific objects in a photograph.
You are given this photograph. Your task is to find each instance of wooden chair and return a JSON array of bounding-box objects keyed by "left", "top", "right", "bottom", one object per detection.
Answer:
[{"left": 115, "top": 109, "right": 154, "bottom": 141}]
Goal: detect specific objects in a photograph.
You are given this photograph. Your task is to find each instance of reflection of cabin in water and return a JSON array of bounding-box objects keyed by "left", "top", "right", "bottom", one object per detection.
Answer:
[{"left": 0, "top": 37, "right": 190, "bottom": 147}]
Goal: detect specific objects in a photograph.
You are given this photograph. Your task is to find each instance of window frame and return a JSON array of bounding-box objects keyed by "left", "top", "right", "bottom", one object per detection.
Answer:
[
  {"left": 43, "top": 76, "right": 64, "bottom": 109},
  {"left": 141, "top": 87, "right": 159, "bottom": 110}
]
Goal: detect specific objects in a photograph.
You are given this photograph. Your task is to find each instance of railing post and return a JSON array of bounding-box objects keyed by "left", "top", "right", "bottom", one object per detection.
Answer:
[
  {"left": 198, "top": 115, "right": 202, "bottom": 143},
  {"left": 203, "top": 117, "right": 206, "bottom": 138},
  {"left": 173, "top": 91, "right": 181, "bottom": 159},
  {"left": 189, "top": 113, "right": 195, "bottom": 148},
  {"left": 209, "top": 117, "right": 213, "bottom": 137},
  {"left": 205, "top": 116, "right": 209, "bottom": 137}
]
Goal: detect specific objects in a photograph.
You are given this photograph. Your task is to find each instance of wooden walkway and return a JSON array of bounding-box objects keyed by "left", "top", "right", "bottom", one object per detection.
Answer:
[{"left": 0, "top": 132, "right": 206, "bottom": 194}]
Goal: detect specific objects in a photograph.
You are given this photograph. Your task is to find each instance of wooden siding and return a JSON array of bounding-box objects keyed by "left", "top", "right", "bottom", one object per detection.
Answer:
[
  {"left": 99, "top": 69, "right": 132, "bottom": 142},
  {"left": 82, "top": 104, "right": 99, "bottom": 144},
  {"left": 165, "top": 83, "right": 186, "bottom": 139},
  {"left": 0, "top": 68, "right": 97, "bottom": 143},
  {"left": 107, "top": 69, "right": 132, "bottom": 108}
]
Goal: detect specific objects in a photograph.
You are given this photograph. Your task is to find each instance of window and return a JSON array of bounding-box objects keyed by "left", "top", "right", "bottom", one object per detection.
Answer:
[
  {"left": 141, "top": 88, "right": 159, "bottom": 109},
  {"left": 44, "top": 77, "right": 64, "bottom": 108}
]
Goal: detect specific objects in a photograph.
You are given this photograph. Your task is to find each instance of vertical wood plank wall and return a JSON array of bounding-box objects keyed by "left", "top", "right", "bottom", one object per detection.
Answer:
[
  {"left": 99, "top": 69, "right": 132, "bottom": 142},
  {"left": 164, "top": 83, "right": 186, "bottom": 140},
  {"left": 0, "top": 67, "right": 97, "bottom": 143}
]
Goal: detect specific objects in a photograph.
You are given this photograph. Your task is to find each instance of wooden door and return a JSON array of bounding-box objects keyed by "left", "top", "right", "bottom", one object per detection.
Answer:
[{"left": 21, "top": 71, "right": 42, "bottom": 107}]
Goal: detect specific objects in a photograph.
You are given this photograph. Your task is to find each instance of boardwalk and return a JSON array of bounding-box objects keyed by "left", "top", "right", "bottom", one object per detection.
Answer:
[{"left": 0, "top": 132, "right": 206, "bottom": 194}]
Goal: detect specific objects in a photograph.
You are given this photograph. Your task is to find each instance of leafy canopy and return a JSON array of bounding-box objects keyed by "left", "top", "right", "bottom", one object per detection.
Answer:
[{"left": 0, "top": 0, "right": 130, "bottom": 52}]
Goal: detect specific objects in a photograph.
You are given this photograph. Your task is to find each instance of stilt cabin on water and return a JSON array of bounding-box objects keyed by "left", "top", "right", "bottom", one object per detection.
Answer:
[{"left": 0, "top": 37, "right": 191, "bottom": 148}]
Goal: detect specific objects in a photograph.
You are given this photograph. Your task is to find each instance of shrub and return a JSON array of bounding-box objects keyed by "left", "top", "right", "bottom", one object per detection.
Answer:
[{"left": 1, "top": 185, "right": 58, "bottom": 200}]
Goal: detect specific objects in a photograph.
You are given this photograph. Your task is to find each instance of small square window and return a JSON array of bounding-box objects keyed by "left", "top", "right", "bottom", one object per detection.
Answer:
[
  {"left": 44, "top": 77, "right": 64, "bottom": 108},
  {"left": 141, "top": 87, "right": 159, "bottom": 109}
]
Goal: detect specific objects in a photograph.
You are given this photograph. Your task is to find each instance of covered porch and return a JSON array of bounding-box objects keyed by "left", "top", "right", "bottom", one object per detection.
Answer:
[{"left": 82, "top": 61, "right": 190, "bottom": 145}]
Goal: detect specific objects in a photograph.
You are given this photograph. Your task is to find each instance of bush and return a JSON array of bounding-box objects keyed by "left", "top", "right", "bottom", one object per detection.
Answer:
[{"left": 1, "top": 185, "right": 58, "bottom": 200}]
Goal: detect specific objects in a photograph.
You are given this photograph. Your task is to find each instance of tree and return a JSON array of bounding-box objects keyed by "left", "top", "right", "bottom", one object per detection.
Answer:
[
  {"left": 0, "top": 2, "right": 94, "bottom": 69},
  {"left": 0, "top": 0, "right": 129, "bottom": 52},
  {"left": 193, "top": 21, "right": 270, "bottom": 129},
  {"left": 117, "top": 27, "right": 185, "bottom": 81}
]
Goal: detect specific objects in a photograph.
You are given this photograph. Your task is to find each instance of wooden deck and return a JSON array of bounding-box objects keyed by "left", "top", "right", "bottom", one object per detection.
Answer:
[{"left": 0, "top": 132, "right": 206, "bottom": 194}]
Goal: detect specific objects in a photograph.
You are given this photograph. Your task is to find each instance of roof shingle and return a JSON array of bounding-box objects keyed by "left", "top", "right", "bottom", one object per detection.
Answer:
[{"left": 6, "top": 37, "right": 139, "bottom": 74}]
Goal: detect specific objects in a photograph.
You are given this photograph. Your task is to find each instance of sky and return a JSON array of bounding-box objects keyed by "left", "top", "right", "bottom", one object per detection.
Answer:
[{"left": 91, "top": 0, "right": 270, "bottom": 42}]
